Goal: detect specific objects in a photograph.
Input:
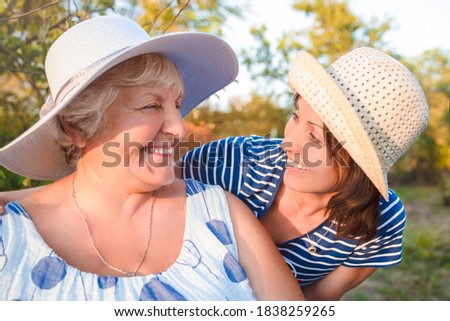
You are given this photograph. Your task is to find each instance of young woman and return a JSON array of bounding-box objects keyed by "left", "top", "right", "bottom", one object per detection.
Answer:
[
  {"left": 176, "top": 47, "right": 429, "bottom": 300},
  {"left": 0, "top": 15, "right": 303, "bottom": 301}
]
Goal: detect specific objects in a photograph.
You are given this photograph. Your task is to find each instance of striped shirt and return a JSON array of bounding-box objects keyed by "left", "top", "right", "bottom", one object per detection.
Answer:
[{"left": 180, "top": 135, "right": 405, "bottom": 286}]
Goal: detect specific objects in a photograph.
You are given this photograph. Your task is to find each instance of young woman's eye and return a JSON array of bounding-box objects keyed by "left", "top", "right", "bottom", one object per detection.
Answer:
[
  {"left": 310, "top": 133, "right": 321, "bottom": 145},
  {"left": 291, "top": 111, "right": 299, "bottom": 121}
]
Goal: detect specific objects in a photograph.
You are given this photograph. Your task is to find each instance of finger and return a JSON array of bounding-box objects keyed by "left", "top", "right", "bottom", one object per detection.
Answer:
[{"left": 0, "top": 200, "right": 5, "bottom": 215}]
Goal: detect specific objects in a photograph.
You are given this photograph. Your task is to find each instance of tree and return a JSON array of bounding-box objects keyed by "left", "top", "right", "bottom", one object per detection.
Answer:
[
  {"left": 0, "top": 0, "right": 447, "bottom": 189},
  {"left": 390, "top": 49, "right": 450, "bottom": 184},
  {"left": 136, "top": 0, "right": 243, "bottom": 36},
  {"left": 184, "top": 92, "right": 290, "bottom": 141},
  {"left": 239, "top": 0, "right": 447, "bottom": 185},
  {"left": 241, "top": 0, "right": 393, "bottom": 103}
]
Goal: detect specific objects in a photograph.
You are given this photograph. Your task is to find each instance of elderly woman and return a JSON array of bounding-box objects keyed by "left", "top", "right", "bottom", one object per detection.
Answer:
[{"left": 0, "top": 16, "right": 303, "bottom": 301}]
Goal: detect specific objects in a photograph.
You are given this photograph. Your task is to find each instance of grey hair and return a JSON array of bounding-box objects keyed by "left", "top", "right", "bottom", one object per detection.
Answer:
[{"left": 53, "top": 53, "right": 184, "bottom": 166}]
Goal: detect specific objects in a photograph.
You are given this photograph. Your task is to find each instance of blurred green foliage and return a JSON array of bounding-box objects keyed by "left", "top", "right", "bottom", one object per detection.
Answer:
[
  {"left": 0, "top": 0, "right": 449, "bottom": 196},
  {"left": 238, "top": 0, "right": 450, "bottom": 187},
  {"left": 0, "top": 0, "right": 448, "bottom": 301},
  {"left": 344, "top": 185, "right": 450, "bottom": 300}
]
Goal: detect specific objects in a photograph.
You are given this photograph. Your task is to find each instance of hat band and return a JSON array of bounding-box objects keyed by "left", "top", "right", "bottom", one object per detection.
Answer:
[{"left": 40, "top": 46, "right": 131, "bottom": 119}]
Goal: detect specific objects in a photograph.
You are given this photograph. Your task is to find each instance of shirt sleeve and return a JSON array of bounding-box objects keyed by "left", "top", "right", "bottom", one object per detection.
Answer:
[
  {"left": 343, "top": 189, "right": 406, "bottom": 268},
  {"left": 180, "top": 136, "right": 246, "bottom": 196}
]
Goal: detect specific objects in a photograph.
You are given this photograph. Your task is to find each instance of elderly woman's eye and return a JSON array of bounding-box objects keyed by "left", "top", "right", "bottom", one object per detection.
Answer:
[{"left": 141, "top": 104, "right": 161, "bottom": 110}]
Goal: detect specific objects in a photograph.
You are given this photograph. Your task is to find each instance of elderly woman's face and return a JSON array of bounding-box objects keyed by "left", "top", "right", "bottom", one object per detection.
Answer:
[{"left": 81, "top": 85, "right": 185, "bottom": 191}]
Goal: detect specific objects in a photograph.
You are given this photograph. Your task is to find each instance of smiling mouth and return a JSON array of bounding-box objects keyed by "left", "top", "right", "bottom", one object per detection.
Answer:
[
  {"left": 286, "top": 158, "right": 309, "bottom": 170},
  {"left": 143, "top": 146, "right": 174, "bottom": 156}
]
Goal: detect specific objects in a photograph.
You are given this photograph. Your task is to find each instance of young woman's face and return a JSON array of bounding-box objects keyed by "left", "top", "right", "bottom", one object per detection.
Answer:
[
  {"left": 282, "top": 95, "right": 337, "bottom": 194},
  {"left": 81, "top": 85, "right": 185, "bottom": 192}
]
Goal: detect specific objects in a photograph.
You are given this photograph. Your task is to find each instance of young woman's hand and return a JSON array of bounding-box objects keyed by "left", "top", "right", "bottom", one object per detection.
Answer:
[
  {"left": 0, "top": 187, "right": 44, "bottom": 215},
  {"left": 0, "top": 198, "right": 5, "bottom": 215}
]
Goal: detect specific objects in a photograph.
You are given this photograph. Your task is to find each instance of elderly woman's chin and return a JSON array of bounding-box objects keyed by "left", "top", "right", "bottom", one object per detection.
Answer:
[
  {"left": 131, "top": 161, "right": 177, "bottom": 189},
  {"left": 93, "top": 154, "right": 176, "bottom": 191}
]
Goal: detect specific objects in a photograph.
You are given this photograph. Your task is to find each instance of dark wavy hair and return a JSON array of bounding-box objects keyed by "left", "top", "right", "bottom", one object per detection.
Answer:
[{"left": 324, "top": 127, "right": 381, "bottom": 244}]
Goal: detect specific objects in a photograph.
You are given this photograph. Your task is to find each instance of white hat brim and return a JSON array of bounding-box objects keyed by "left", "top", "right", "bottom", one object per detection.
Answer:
[
  {"left": 0, "top": 32, "right": 238, "bottom": 181},
  {"left": 288, "top": 51, "right": 388, "bottom": 200}
]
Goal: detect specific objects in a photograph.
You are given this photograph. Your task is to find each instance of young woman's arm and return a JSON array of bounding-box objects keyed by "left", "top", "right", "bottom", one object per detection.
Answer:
[
  {"left": 0, "top": 187, "right": 43, "bottom": 214},
  {"left": 304, "top": 190, "right": 406, "bottom": 300},
  {"left": 301, "top": 265, "right": 376, "bottom": 300},
  {"left": 226, "top": 191, "right": 304, "bottom": 301}
]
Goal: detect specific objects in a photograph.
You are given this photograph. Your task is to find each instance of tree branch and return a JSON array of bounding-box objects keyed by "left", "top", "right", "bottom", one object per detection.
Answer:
[
  {"left": 10, "top": 16, "right": 71, "bottom": 51},
  {"left": 162, "top": 0, "right": 191, "bottom": 33},
  {"left": 0, "top": 46, "right": 46, "bottom": 103},
  {"left": 140, "top": 1, "right": 172, "bottom": 31},
  {"left": 0, "top": 1, "right": 62, "bottom": 22},
  {"left": 154, "top": 1, "right": 172, "bottom": 24}
]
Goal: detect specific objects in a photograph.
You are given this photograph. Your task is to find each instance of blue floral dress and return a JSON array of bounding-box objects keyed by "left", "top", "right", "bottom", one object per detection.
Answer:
[{"left": 0, "top": 179, "right": 256, "bottom": 301}]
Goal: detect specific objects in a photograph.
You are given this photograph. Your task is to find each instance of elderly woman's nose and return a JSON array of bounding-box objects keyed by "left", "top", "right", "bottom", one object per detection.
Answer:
[{"left": 162, "top": 109, "right": 186, "bottom": 137}]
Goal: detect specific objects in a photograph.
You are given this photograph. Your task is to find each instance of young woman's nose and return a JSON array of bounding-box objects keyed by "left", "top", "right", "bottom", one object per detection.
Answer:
[{"left": 282, "top": 124, "right": 302, "bottom": 152}]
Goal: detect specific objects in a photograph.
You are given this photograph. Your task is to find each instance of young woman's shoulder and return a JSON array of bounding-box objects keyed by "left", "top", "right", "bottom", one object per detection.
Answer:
[{"left": 378, "top": 188, "right": 406, "bottom": 234}]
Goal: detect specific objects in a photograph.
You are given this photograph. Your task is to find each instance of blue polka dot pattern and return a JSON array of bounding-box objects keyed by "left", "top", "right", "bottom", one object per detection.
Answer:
[
  {"left": 31, "top": 256, "right": 67, "bottom": 289},
  {"left": 140, "top": 278, "right": 187, "bottom": 301},
  {"left": 223, "top": 251, "right": 247, "bottom": 283},
  {"left": 0, "top": 185, "right": 257, "bottom": 300},
  {"left": 98, "top": 276, "right": 118, "bottom": 289},
  {"left": 206, "top": 220, "right": 233, "bottom": 245}
]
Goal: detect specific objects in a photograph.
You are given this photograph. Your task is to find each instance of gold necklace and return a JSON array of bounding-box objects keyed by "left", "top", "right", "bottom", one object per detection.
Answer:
[
  {"left": 290, "top": 189, "right": 335, "bottom": 253},
  {"left": 71, "top": 173, "right": 157, "bottom": 277}
]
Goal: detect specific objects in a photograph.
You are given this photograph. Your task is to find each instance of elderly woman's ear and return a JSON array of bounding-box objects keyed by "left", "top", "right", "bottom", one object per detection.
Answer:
[{"left": 59, "top": 116, "right": 88, "bottom": 149}]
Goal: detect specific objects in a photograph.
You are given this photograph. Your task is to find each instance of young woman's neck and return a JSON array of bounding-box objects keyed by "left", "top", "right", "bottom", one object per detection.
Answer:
[{"left": 278, "top": 182, "right": 333, "bottom": 218}]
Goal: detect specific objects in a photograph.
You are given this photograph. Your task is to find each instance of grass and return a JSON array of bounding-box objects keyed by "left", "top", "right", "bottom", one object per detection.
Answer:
[{"left": 342, "top": 185, "right": 450, "bottom": 301}]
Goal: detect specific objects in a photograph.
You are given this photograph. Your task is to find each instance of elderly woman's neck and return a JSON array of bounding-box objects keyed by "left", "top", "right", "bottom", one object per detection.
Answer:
[{"left": 70, "top": 168, "right": 161, "bottom": 221}]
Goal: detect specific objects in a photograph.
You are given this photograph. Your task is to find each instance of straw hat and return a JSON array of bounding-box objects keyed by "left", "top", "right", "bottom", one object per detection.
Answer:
[
  {"left": 0, "top": 15, "right": 238, "bottom": 181},
  {"left": 288, "top": 47, "right": 429, "bottom": 200}
]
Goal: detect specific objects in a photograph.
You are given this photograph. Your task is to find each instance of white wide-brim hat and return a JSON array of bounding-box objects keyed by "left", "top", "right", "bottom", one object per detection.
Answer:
[
  {"left": 288, "top": 47, "right": 429, "bottom": 200},
  {"left": 0, "top": 15, "right": 239, "bottom": 181}
]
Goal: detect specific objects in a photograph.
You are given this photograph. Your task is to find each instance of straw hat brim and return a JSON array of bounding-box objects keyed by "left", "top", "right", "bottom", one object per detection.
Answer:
[
  {"left": 288, "top": 51, "right": 388, "bottom": 200},
  {"left": 0, "top": 33, "right": 238, "bottom": 181}
]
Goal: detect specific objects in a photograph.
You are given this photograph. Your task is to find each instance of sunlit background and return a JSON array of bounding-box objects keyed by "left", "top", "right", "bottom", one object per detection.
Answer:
[{"left": 0, "top": 0, "right": 449, "bottom": 300}]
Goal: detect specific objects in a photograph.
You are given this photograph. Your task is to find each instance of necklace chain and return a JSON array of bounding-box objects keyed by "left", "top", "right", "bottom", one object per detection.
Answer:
[
  {"left": 290, "top": 189, "right": 334, "bottom": 253},
  {"left": 71, "top": 173, "right": 157, "bottom": 277}
]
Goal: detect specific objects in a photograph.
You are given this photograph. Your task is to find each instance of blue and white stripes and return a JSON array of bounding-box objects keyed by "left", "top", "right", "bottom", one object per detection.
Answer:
[{"left": 181, "top": 135, "right": 406, "bottom": 286}]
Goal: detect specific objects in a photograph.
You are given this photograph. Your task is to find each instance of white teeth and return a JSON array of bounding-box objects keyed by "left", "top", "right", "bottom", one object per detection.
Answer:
[
  {"left": 287, "top": 159, "right": 309, "bottom": 170},
  {"left": 147, "top": 148, "right": 173, "bottom": 154}
]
